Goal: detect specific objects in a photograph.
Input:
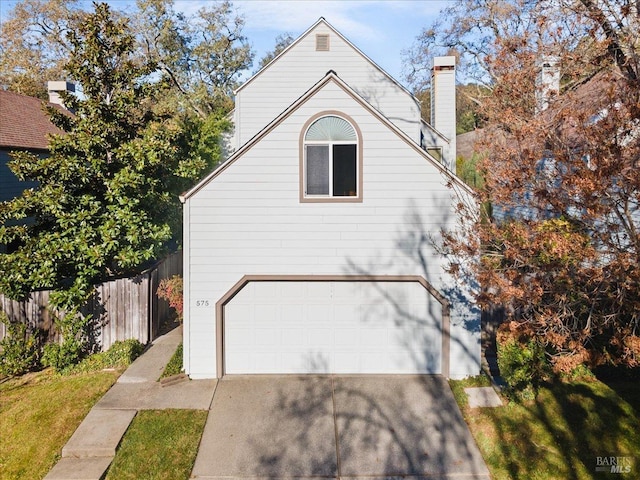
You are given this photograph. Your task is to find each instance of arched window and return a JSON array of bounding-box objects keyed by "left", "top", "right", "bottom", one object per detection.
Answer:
[{"left": 302, "top": 114, "right": 360, "bottom": 200}]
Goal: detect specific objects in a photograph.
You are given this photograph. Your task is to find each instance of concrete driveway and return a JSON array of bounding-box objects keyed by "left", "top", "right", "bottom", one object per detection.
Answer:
[{"left": 191, "top": 375, "right": 490, "bottom": 479}]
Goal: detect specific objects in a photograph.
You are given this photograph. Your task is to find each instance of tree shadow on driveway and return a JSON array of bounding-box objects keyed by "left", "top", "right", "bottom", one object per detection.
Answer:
[
  {"left": 194, "top": 375, "right": 489, "bottom": 479},
  {"left": 331, "top": 375, "right": 488, "bottom": 477}
]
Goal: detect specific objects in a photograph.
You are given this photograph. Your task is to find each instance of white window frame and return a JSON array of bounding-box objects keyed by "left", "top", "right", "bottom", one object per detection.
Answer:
[
  {"left": 304, "top": 139, "right": 358, "bottom": 197},
  {"left": 299, "top": 113, "right": 363, "bottom": 203}
]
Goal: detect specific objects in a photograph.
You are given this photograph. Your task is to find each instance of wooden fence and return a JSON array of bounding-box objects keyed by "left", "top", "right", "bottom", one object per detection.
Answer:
[{"left": 0, "top": 251, "right": 182, "bottom": 350}]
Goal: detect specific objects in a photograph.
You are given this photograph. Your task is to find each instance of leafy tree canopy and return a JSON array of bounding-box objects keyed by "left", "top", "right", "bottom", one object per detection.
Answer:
[
  {"left": 0, "top": 0, "right": 253, "bottom": 117},
  {"left": 0, "top": 2, "right": 219, "bottom": 311},
  {"left": 133, "top": 0, "right": 253, "bottom": 117},
  {"left": 0, "top": 0, "right": 83, "bottom": 99}
]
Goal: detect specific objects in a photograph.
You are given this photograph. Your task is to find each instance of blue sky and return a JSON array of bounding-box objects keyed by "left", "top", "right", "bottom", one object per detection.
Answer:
[{"left": 0, "top": 0, "right": 452, "bottom": 83}]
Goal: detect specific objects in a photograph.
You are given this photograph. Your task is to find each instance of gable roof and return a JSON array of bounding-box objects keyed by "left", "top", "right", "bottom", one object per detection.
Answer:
[
  {"left": 182, "top": 71, "right": 472, "bottom": 202},
  {"left": 236, "top": 17, "right": 417, "bottom": 105},
  {"left": 0, "top": 90, "right": 66, "bottom": 150},
  {"left": 457, "top": 130, "right": 481, "bottom": 159}
]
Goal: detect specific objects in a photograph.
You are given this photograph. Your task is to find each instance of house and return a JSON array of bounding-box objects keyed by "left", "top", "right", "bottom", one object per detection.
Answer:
[
  {"left": 0, "top": 85, "right": 74, "bottom": 253},
  {"left": 0, "top": 82, "right": 73, "bottom": 205},
  {"left": 180, "top": 18, "right": 481, "bottom": 379},
  {"left": 1, "top": 91, "right": 52, "bottom": 203}
]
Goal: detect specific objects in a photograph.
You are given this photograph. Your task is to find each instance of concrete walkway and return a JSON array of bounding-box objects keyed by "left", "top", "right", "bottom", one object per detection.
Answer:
[{"left": 44, "top": 326, "right": 217, "bottom": 480}]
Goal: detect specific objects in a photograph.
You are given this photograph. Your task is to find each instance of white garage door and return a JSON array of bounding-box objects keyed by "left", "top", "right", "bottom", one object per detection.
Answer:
[{"left": 224, "top": 281, "right": 442, "bottom": 374}]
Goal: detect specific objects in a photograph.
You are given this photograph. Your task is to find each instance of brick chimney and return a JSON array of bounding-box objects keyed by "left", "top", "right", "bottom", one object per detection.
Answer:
[
  {"left": 431, "top": 56, "right": 457, "bottom": 171},
  {"left": 47, "top": 81, "right": 75, "bottom": 109},
  {"left": 535, "top": 57, "right": 560, "bottom": 112}
]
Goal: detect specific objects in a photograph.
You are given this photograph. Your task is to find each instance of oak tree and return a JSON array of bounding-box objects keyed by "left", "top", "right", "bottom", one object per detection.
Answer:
[
  {"left": 0, "top": 0, "right": 82, "bottom": 98},
  {"left": 410, "top": 0, "right": 640, "bottom": 371},
  {"left": 1, "top": 0, "right": 253, "bottom": 117},
  {"left": 255, "top": 33, "right": 295, "bottom": 72},
  {"left": 132, "top": 0, "right": 253, "bottom": 117}
]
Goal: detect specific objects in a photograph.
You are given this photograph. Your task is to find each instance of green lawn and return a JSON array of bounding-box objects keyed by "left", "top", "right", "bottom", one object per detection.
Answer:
[
  {"left": 104, "top": 409, "right": 207, "bottom": 480},
  {"left": 3, "top": 353, "right": 637, "bottom": 480},
  {"left": 0, "top": 340, "right": 199, "bottom": 480},
  {"left": 451, "top": 373, "right": 640, "bottom": 480},
  {"left": 160, "top": 342, "right": 183, "bottom": 379},
  {"left": 0, "top": 369, "right": 121, "bottom": 480}
]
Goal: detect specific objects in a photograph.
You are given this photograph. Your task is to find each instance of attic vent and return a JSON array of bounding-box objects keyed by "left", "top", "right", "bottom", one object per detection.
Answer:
[{"left": 316, "top": 34, "right": 330, "bottom": 51}]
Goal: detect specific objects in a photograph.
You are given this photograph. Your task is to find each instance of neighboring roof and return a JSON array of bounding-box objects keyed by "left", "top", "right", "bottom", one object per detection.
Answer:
[
  {"left": 0, "top": 89, "right": 66, "bottom": 150},
  {"left": 236, "top": 17, "right": 418, "bottom": 107},
  {"left": 182, "top": 71, "right": 472, "bottom": 202},
  {"left": 457, "top": 130, "right": 481, "bottom": 159},
  {"left": 550, "top": 69, "right": 630, "bottom": 148}
]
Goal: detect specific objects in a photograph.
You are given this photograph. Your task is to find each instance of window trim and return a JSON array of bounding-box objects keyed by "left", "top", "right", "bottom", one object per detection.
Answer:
[
  {"left": 299, "top": 111, "right": 363, "bottom": 203},
  {"left": 426, "top": 146, "right": 443, "bottom": 163}
]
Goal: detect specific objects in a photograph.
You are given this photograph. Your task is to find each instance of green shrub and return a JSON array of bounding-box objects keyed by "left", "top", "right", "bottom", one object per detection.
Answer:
[
  {"left": 497, "top": 327, "right": 551, "bottom": 401},
  {"left": 66, "top": 339, "right": 145, "bottom": 374},
  {"left": 102, "top": 339, "right": 145, "bottom": 366},
  {"left": 561, "top": 363, "right": 596, "bottom": 382},
  {"left": 41, "top": 312, "right": 92, "bottom": 373},
  {"left": 42, "top": 339, "right": 84, "bottom": 373},
  {"left": 157, "top": 275, "right": 183, "bottom": 322},
  {"left": 0, "top": 316, "right": 42, "bottom": 377}
]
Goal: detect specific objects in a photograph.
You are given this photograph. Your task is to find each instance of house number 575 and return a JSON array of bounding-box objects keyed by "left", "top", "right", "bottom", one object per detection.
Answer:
[{"left": 195, "top": 300, "right": 211, "bottom": 307}]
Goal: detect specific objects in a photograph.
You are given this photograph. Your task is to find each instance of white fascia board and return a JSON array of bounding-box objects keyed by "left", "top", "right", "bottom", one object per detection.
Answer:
[{"left": 421, "top": 118, "right": 451, "bottom": 143}]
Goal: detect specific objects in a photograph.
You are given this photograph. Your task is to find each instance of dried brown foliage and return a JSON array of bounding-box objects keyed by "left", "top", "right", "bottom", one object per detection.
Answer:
[{"left": 428, "top": 1, "right": 640, "bottom": 368}]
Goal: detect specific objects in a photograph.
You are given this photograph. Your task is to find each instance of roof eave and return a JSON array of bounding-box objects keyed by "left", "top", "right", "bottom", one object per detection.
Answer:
[
  {"left": 182, "top": 72, "right": 472, "bottom": 201},
  {"left": 421, "top": 118, "right": 451, "bottom": 143},
  {"left": 235, "top": 17, "right": 420, "bottom": 111}
]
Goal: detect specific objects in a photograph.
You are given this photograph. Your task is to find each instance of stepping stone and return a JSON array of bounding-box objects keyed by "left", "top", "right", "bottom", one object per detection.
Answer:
[
  {"left": 62, "top": 409, "right": 137, "bottom": 458},
  {"left": 44, "top": 457, "right": 113, "bottom": 480},
  {"left": 464, "top": 386, "right": 503, "bottom": 408}
]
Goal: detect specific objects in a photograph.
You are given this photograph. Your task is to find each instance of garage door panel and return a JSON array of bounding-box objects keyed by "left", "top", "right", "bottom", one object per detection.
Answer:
[
  {"left": 334, "top": 304, "right": 357, "bottom": 320},
  {"left": 307, "top": 282, "right": 332, "bottom": 298},
  {"left": 255, "top": 327, "right": 280, "bottom": 345},
  {"left": 255, "top": 282, "right": 278, "bottom": 299},
  {"left": 281, "top": 328, "right": 305, "bottom": 345},
  {"left": 226, "top": 350, "right": 252, "bottom": 372},
  {"left": 334, "top": 327, "right": 359, "bottom": 347},
  {"left": 333, "top": 352, "right": 359, "bottom": 372},
  {"left": 255, "top": 352, "right": 280, "bottom": 369},
  {"left": 225, "top": 327, "right": 253, "bottom": 347},
  {"left": 224, "top": 281, "right": 441, "bottom": 375},
  {"left": 307, "top": 304, "right": 332, "bottom": 322},
  {"left": 309, "top": 328, "right": 334, "bottom": 348},
  {"left": 225, "top": 303, "right": 252, "bottom": 321},
  {"left": 281, "top": 304, "right": 303, "bottom": 319}
]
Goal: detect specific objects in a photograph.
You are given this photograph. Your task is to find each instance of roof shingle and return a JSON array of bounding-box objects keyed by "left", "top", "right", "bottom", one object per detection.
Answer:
[{"left": 0, "top": 89, "right": 66, "bottom": 150}]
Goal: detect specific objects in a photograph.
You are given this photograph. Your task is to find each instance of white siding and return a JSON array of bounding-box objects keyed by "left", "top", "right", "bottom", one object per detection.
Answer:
[
  {"left": 234, "top": 23, "right": 421, "bottom": 147},
  {"left": 184, "top": 81, "right": 480, "bottom": 379}
]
